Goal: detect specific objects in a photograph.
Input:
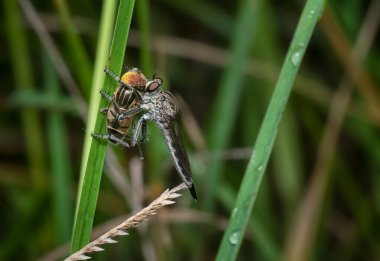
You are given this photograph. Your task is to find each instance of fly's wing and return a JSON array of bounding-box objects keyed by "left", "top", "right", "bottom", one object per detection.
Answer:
[{"left": 160, "top": 112, "right": 198, "bottom": 200}]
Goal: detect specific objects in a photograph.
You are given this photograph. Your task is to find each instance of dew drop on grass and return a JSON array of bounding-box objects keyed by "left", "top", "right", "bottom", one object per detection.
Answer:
[
  {"left": 308, "top": 9, "right": 316, "bottom": 18},
  {"left": 290, "top": 51, "right": 301, "bottom": 66},
  {"left": 229, "top": 230, "right": 240, "bottom": 245},
  {"left": 231, "top": 208, "right": 238, "bottom": 218}
]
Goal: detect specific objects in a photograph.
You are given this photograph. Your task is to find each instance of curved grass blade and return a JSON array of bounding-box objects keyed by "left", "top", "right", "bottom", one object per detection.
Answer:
[{"left": 216, "top": 0, "right": 326, "bottom": 259}]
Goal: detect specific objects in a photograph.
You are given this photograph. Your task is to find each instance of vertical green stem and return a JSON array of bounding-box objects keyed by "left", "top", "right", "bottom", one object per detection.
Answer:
[
  {"left": 216, "top": 0, "right": 326, "bottom": 259},
  {"left": 71, "top": 0, "right": 135, "bottom": 252}
]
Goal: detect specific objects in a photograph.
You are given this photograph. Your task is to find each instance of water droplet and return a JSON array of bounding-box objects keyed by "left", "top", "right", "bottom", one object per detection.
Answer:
[
  {"left": 258, "top": 165, "right": 263, "bottom": 172},
  {"left": 229, "top": 230, "right": 240, "bottom": 245},
  {"left": 290, "top": 51, "right": 301, "bottom": 66},
  {"left": 308, "top": 9, "right": 316, "bottom": 19},
  {"left": 231, "top": 208, "right": 238, "bottom": 218}
]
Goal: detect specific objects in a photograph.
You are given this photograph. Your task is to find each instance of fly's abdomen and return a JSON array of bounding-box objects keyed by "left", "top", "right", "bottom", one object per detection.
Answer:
[{"left": 159, "top": 120, "right": 197, "bottom": 199}]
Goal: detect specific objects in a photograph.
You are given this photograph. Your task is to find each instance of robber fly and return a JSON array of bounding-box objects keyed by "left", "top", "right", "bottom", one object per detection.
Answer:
[{"left": 92, "top": 67, "right": 198, "bottom": 200}]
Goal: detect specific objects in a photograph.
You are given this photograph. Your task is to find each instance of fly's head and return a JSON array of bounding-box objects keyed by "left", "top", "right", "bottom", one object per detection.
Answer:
[{"left": 121, "top": 67, "right": 163, "bottom": 94}]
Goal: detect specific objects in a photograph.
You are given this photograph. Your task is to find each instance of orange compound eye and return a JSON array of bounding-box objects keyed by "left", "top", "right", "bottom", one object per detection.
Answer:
[{"left": 121, "top": 71, "right": 147, "bottom": 89}]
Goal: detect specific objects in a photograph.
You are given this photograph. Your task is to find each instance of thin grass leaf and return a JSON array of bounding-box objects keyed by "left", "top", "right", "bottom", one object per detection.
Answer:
[
  {"left": 218, "top": 182, "right": 280, "bottom": 261},
  {"left": 4, "top": 0, "right": 46, "bottom": 188},
  {"left": 8, "top": 90, "right": 77, "bottom": 114},
  {"left": 136, "top": 0, "right": 153, "bottom": 76},
  {"left": 203, "top": 0, "right": 261, "bottom": 210},
  {"left": 44, "top": 52, "right": 73, "bottom": 243},
  {"left": 78, "top": 0, "right": 117, "bottom": 188},
  {"left": 1, "top": 1, "right": 48, "bottom": 258},
  {"left": 163, "top": 0, "right": 233, "bottom": 38},
  {"left": 284, "top": 4, "right": 380, "bottom": 259},
  {"left": 71, "top": 0, "right": 136, "bottom": 252},
  {"left": 136, "top": 0, "right": 163, "bottom": 189},
  {"left": 53, "top": 0, "right": 93, "bottom": 99},
  {"left": 254, "top": 0, "right": 303, "bottom": 218},
  {"left": 216, "top": 0, "right": 326, "bottom": 259}
]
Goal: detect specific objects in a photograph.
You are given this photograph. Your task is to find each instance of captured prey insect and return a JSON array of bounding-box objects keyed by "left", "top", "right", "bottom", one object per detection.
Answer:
[
  {"left": 92, "top": 66, "right": 154, "bottom": 154},
  {"left": 92, "top": 66, "right": 198, "bottom": 200}
]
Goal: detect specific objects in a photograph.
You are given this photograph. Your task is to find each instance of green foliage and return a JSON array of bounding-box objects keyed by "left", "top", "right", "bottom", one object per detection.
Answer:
[
  {"left": 70, "top": 0, "right": 135, "bottom": 252},
  {"left": 1, "top": 0, "right": 380, "bottom": 260},
  {"left": 216, "top": 0, "right": 326, "bottom": 259}
]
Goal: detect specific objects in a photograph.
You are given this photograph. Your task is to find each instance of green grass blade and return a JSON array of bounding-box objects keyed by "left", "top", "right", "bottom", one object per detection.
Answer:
[
  {"left": 53, "top": 0, "right": 93, "bottom": 99},
  {"left": 77, "top": 0, "right": 117, "bottom": 186},
  {"left": 136, "top": 0, "right": 153, "bottom": 76},
  {"left": 71, "top": 0, "right": 136, "bottom": 252},
  {"left": 272, "top": 111, "right": 302, "bottom": 215},
  {"left": 162, "top": 0, "right": 233, "bottom": 38},
  {"left": 44, "top": 52, "right": 73, "bottom": 243},
  {"left": 135, "top": 0, "right": 163, "bottom": 184},
  {"left": 8, "top": 90, "right": 77, "bottom": 114},
  {"left": 3, "top": 0, "right": 46, "bottom": 188},
  {"left": 218, "top": 183, "right": 280, "bottom": 261},
  {"left": 203, "top": 0, "right": 260, "bottom": 210},
  {"left": 215, "top": 0, "right": 326, "bottom": 259}
]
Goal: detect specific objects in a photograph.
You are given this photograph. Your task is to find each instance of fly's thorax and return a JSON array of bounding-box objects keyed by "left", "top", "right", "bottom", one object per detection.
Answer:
[
  {"left": 141, "top": 91, "right": 178, "bottom": 120},
  {"left": 141, "top": 93, "right": 157, "bottom": 111},
  {"left": 160, "top": 92, "right": 179, "bottom": 117}
]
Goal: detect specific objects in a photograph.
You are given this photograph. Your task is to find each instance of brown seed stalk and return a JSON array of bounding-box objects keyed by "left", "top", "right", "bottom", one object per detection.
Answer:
[{"left": 65, "top": 183, "right": 188, "bottom": 260}]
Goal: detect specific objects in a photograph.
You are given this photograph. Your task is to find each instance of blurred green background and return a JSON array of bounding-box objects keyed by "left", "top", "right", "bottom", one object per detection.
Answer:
[{"left": 1, "top": 0, "right": 380, "bottom": 260}]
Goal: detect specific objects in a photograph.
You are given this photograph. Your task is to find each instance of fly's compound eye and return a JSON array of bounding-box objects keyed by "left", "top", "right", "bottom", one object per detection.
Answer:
[{"left": 146, "top": 78, "right": 163, "bottom": 92}]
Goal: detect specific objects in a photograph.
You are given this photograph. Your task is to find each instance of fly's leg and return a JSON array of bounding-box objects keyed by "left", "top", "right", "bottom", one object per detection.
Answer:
[
  {"left": 129, "top": 116, "right": 147, "bottom": 147},
  {"left": 108, "top": 136, "right": 132, "bottom": 148},
  {"left": 140, "top": 120, "right": 148, "bottom": 143},
  {"left": 100, "top": 89, "right": 113, "bottom": 101},
  {"left": 100, "top": 89, "right": 123, "bottom": 111},
  {"left": 104, "top": 66, "right": 121, "bottom": 82},
  {"left": 99, "top": 90, "right": 113, "bottom": 114},
  {"left": 118, "top": 107, "right": 143, "bottom": 121},
  {"left": 91, "top": 132, "right": 132, "bottom": 148},
  {"left": 136, "top": 143, "right": 144, "bottom": 160},
  {"left": 91, "top": 133, "right": 109, "bottom": 140},
  {"left": 128, "top": 116, "right": 148, "bottom": 160},
  {"left": 104, "top": 66, "right": 143, "bottom": 102}
]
